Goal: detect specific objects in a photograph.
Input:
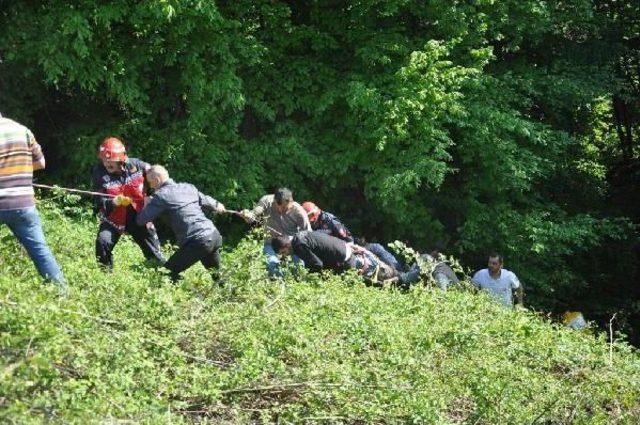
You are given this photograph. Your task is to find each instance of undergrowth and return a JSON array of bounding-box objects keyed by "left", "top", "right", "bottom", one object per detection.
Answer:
[{"left": 1, "top": 198, "right": 639, "bottom": 423}]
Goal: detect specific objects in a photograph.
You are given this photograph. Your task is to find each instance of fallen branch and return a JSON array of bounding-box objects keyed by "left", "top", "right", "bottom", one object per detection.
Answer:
[
  {"left": 59, "top": 308, "right": 121, "bottom": 325},
  {"left": 303, "top": 416, "right": 350, "bottom": 422},
  {"left": 221, "top": 382, "right": 343, "bottom": 395}
]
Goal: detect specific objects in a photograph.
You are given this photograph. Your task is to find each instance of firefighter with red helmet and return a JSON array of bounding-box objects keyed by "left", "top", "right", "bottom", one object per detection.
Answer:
[
  {"left": 91, "top": 137, "right": 165, "bottom": 268},
  {"left": 301, "top": 201, "right": 353, "bottom": 242}
]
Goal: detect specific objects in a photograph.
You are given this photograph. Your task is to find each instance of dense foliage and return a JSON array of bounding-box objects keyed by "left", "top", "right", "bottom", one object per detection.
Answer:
[
  {"left": 1, "top": 200, "right": 639, "bottom": 423},
  {"left": 0, "top": 1, "right": 639, "bottom": 338}
]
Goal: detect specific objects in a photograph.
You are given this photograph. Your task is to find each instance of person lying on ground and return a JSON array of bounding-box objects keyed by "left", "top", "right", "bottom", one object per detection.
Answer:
[
  {"left": 302, "top": 201, "right": 353, "bottom": 242},
  {"left": 353, "top": 236, "right": 404, "bottom": 272},
  {"left": 271, "top": 231, "right": 397, "bottom": 282},
  {"left": 386, "top": 249, "right": 459, "bottom": 290}
]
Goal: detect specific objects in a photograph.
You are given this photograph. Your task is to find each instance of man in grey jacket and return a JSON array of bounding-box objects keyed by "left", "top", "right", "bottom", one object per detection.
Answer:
[{"left": 136, "top": 165, "right": 225, "bottom": 282}]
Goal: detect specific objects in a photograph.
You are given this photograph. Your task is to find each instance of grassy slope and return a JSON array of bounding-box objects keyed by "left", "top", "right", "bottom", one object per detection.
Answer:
[{"left": 1, "top": 200, "right": 639, "bottom": 424}]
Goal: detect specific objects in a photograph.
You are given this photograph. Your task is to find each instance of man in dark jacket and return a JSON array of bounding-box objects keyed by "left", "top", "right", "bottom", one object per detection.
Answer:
[
  {"left": 136, "top": 165, "right": 225, "bottom": 282},
  {"left": 301, "top": 201, "right": 353, "bottom": 242},
  {"left": 271, "top": 231, "right": 398, "bottom": 281},
  {"left": 272, "top": 230, "right": 351, "bottom": 273}
]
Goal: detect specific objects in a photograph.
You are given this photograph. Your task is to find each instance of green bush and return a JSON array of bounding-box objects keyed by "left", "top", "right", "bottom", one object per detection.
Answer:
[{"left": 1, "top": 201, "right": 639, "bottom": 423}]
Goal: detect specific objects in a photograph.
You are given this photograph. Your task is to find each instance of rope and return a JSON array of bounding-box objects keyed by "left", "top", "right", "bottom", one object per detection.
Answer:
[
  {"left": 33, "top": 185, "right": 283, "bottom": 237},
  {"left": 224, "top": 209, "right": 285, "bottom": 237},
  {"left": 33, "top": 183, "right": 116, "bottom": 198}
]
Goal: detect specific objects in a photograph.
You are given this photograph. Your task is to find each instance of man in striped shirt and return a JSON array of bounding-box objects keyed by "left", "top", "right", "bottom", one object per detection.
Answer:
[{"left": 0, "top": 114, "right": 65, "bottom": 288}]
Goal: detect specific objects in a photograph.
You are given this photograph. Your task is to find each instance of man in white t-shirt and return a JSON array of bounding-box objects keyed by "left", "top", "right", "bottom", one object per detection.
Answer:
[{"left": 472, "top": 253, "right": 523, "bottom": 307}]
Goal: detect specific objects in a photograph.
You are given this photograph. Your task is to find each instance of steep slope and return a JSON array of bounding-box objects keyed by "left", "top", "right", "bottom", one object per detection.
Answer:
[{"left": 1, "top": 200, "right": 639, "bottom": 423}]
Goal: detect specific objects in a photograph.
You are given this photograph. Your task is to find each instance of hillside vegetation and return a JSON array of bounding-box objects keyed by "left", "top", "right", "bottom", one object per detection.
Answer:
[
  {"left": 1, "top": 199, "right": 639, "bottom": 424},
  {"left": 2, "top": 1, "right": 640, "bottom": 339}
]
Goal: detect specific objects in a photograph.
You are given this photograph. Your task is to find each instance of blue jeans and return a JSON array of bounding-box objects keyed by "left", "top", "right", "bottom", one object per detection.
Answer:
[
  {"left": 263, "top": 241, "right": 302, "bottom": 278},
  {"left": 0, "top": 207, "right": 65, "bottom": 285},
  {"left": 400, "top": 266, "right": 451, "bottom": 290},
  {"left": 366, "top": 243, "right": 403, "bottom": 271}
]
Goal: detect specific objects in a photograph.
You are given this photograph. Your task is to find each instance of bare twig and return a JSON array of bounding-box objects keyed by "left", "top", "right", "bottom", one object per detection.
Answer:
[
  {"left": 567, "top": 394, "right": 585, "bottom": 423},
  {"left": 609, "top": 313, "right": 617, "bottom": 365},
  {"left": 172, "top": 351, "right": 228, "bottom": 367},
  {"left": 263, "top": 280, "right": 286, "bottom": 311},
  {"left": 223, "top": 209, "right": 244, "bottom": 217},
  {"left": 24, "top": 336, "right": 34, "bottom": 359}
]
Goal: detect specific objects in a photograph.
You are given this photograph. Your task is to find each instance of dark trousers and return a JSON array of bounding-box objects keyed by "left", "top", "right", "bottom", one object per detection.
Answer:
[
  {"left": 165, "top": 230, "right": 222, "bottom": 281},
  {"left": 96, "top": 220, "right": 165, "bottom": 268}
]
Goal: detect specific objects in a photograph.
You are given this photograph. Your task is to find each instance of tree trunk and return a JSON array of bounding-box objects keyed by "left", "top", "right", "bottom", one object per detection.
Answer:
[{"left": 612, "top": 94, "right": 634, "bottom": 162}]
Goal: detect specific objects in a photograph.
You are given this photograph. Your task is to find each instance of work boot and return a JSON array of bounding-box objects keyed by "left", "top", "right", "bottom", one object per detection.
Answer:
[
  {"left": 45, "top": 277, "right": 69, "bottom": 298},
  {"left": 210, "top": 270, "right": 227, "bottom": 287}
]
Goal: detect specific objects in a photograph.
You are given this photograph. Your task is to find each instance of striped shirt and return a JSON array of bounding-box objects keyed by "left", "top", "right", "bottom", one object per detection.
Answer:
[{"left": 0, "top": 118, "right": 44, "bottom": 210}]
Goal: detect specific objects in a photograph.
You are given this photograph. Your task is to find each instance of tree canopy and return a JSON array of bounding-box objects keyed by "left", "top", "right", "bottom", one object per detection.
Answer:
[{"left": 1, "top": 0, "right": 639, "bottom": 341}]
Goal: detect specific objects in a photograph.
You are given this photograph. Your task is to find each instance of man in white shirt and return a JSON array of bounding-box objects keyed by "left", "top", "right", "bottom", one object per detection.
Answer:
[{"left": 472, "top": 253, "right": 523, "bottom": 307}]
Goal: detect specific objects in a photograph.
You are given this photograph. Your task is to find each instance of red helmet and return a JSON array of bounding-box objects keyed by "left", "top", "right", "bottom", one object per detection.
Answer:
[
  {"left": 302, "top": 201, "right": 321, "bottom": 222},
  {"left": 98, "top": 137, "right": 127, "bottom": 162}
]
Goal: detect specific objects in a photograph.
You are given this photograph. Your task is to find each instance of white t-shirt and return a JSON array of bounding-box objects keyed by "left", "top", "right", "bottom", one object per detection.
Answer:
[{"left": 472, "top": 268, "right": 520, "bottom": 306}]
